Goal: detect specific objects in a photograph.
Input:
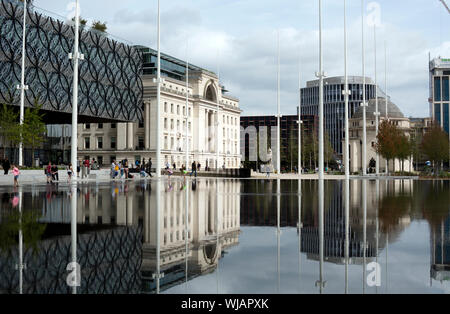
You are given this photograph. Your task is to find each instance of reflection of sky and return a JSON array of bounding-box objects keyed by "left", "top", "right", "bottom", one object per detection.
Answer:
[{"left": 166, "top": 222, "right": 450, "bottom": 294}]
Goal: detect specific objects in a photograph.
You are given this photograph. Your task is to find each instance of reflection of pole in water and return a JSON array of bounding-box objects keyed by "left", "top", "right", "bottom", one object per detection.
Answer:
[
  {"left": 277, "top": 178, "right": 281, "bottom": 294},
  {"left": 316, "top": 179, "right": 325, "bottom": 293},
  {"left": 155, "top": 179, "right": 162, "bottom": 294},
  {"left": 18, "top": 187, "right": 23, "bottom": 294},
  {"left": 298, "top": 178, "right": 302, "bottom": 293},
  {"left": 362, "top": 179, "right": 367, "bottom": 294},
  {"left": 185, "top": 177, "right": 189, "bottom": 293},
  {"left": 344, "top": 179, "right": 350, "bottom": 294},
  {"left": 376, "top": 180, "right": 380, "bottom": 294},
  {"left": 70, "top": 184, "right": 77, "bottom": 294},
  {"left": 216, "top": 178, "right": 220, "bottom": 294}
]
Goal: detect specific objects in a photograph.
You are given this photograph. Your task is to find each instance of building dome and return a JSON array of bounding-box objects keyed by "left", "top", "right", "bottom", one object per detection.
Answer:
[{"left": 352, "top": 97, "right": 405, "bottom": 119}]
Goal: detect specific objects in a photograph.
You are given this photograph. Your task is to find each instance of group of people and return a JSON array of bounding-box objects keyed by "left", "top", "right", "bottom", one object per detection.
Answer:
[
  {"left": 45, "top": 162, "right": 63, "bottom": 184},
  {"left": 165, "top": 160, "right": 200, "bottom": 178},
  {"left": 1, "top": 157, "right": 21, "bottom": 187}
]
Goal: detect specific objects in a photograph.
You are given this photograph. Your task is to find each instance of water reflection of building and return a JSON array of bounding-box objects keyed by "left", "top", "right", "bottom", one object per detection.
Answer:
[
  {"left": 141, "top": 180, "right": 241, "bottom": 293},
  {"left": 430, "top": 214, "right": 450, "bottom": 283},
  {"left": 0, "top": 180, "right": 242, "bottom": 294}
]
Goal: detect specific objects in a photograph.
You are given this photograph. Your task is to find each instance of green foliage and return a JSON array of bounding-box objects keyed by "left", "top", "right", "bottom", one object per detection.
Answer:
[
  {"left": 0, "top": 104, "right": 21, "bottom": 152},
  {"left": 22, "top": 100, "right": 46, "bottom": 157},
  {"left": 72, "top": 16, "right": 87, "bottom": 26},
  {"left": 92, "top": 20, "right": 107, "bottom": 33},
  {"left": 421, "top": 123, "right": 449, "bottom": 176}
]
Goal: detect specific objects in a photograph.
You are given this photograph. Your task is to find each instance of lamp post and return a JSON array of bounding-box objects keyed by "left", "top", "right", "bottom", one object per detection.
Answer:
[
  {"left": 70, "top": 0, "right": 83, "bottom": 178},
  {"left": 343, "top": 0, "right": 351, "bottom": 179},
  {"left": 276, "top": 30, "right": 281, "bottom": 175},
  {"left": 185, "top": 42, "right": 189, "bottom": 171},
  {"left": 374, "top": 24, "right": 380, "bottom": 176},
  {"left": 18, "top": 0, "right": 28, "bottom": 167},
  {"left": 384, "top": 41, "right": 389, "bottom": 174},
  {"left": 216, "top": 52, "right": 220, "bottom": 173},
  {"left": 317, "top": 0, "right": 325, "bottom": 180},
  {"left": 361, "top": 0, "right": 368, "bottom": 176},
  {"left": 298, "top": 47, "right": 303, "bottom": 176},
  {"left": 155, "top": 0, "right": 162, "bottom": 178}
]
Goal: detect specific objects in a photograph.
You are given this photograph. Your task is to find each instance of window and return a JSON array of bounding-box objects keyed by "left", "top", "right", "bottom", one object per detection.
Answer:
[
  {"left": 97, "top": 137, "right": 103, "bottom": 149},
  {"left": 97, "top": 156, "right": 103, "bottom": 166},
  {"left": 164, "top": 118, "right": 168, "bottom": 129},
  {"left": 98, "top": 123, "right": 103, "bottom": 129},
  {"left": 164, "top": 102, "right": 168, "bottom": 112},
  {"left": 110, "top": 156, "right": 116, "bottom": 164},
  {"left": 443, "top": 76, "right": 449, "bottom": 101},
  {"left": 171, "top": 119, "right": 174, "bottom": 130},
  {"left": 189, "top": 108, "right": 191, "bottom": 117},
  {"left": 435, "top": 77, "right": 441, "bottom": 101},
  {"left": 85, "top": 123, "right": 90, "bottom": 129},
  {"left": 111, "top": 137, "right": 116, "bottom": 149},
  {"left": 177, "top": 105, "right": 180, "bottom": 115},
  {"left": 138, "top": 121, "right": 144, "bottom": 128},
  {"left": 111, "top": 123, "right": 116, "bottom": 129},
  {"left": 138, "top": 136, "right": 144, "bottom": 149},
  {"left": 171, "top": 104, "right": 174, "bottom": 113},
  {"left": 84, "top": 137, "right": 90, "bottom": 149}
]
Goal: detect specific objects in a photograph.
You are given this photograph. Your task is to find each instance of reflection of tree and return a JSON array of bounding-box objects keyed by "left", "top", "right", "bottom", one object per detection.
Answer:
[
  {"left": 0, "top": 211, "right": 46, "bottom": 253},
  {"left": 419, "top": 181, "right": 450, "bottom": 227},
  {"left": 378, "top": 183, "right": 412, "bottom": 234}
]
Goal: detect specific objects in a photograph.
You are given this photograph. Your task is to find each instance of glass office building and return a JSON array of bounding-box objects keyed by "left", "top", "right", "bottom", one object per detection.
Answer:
[
  {"left": 300, "top": 76, "right": 386, "bottom": 157},
  {"left": 430, "top": 57, "right": 450, "bottom": 135}
]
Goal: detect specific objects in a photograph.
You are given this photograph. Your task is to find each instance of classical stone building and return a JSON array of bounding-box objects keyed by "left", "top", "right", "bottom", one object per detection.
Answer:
[
  {"left": 344, "top": 97, "right": 413, "bottom": 173},
  {"left": 78, "top": 47, "right": 242, "bottom": 170}
]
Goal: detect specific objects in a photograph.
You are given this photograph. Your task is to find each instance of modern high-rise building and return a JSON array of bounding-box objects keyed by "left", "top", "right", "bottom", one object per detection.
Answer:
[
  {"left": 300, "top": 76, "right": 385, "bottom": 157},
  {"left": 429, "top": 57, "right": 450, "bottom": 134}
]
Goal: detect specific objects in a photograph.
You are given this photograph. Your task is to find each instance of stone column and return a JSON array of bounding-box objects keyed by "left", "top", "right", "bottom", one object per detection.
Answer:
[
  {"left": 145, "top": 101, "right": 150, "bottom": 149},
  {"left": 127, "top": 123, "right": 134, "bottom": 150}
]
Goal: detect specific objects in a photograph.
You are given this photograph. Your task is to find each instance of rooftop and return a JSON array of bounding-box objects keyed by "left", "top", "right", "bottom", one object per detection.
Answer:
[{"left": 352, "top": 97, "right": 405, "bottom": 119}]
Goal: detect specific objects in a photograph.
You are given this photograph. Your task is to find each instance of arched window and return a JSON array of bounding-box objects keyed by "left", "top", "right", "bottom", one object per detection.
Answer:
[{"left": 205, "top": 84, "right": 217, "bottom": 102}]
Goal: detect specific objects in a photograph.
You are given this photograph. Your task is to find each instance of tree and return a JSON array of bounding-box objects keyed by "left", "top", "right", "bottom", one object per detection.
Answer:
[
  {"left": 0, "top": 104, "right": 21, "bottom": 159},
  {"left": 376, "top": 120, "right": 402, "bottom": 175},
  {"left": 421, "top": 123, "right": 449, "bottom": 176},
  {"left": 396, "top": 133, "right": 412, "bottom": 174},
  {"left": 22, "top": 101, "right": 46, "bottom": 166},
  {"left": 92, "top": 21, "right": 107, "bottom": 33},
  {"left": 72, "top": 16, "right": 87, "bottom": 27}
]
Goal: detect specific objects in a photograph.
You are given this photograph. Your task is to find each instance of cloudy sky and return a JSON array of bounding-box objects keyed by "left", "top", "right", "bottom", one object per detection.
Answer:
[{"left": 34, "top": 0, "right": 450, "bottom": 118}]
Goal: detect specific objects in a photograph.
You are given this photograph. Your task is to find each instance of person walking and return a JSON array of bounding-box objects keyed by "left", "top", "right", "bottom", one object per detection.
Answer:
[
  {"left": 148, "top": 158, "right": 153, "bottom": 177},
  {"left": 2, "top": 157, "right": 10, "bottom": 175},
  {"left": 12, "top": 164, "right": 19, "bottom": 187},
  {"left": 67, "top": 163, "right": 73, "bottom": 182},
  {"left": 190, "top": 161, "right": 197, "bottom": 178}
]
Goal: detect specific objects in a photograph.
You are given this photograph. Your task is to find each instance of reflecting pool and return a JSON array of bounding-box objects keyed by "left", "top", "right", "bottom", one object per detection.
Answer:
[{"left": 0, "top": 178, "right": 449, "bottom": 294}]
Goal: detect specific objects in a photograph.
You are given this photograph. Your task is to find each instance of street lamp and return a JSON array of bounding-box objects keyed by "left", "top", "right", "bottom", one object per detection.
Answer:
[
  {"left": 361, "top": 0, "right": 368, "bottom": 176},
  {"left": 155, "top": 0, "right": 163, "bottom": 178},
  {"left": 298, "top": 46, "right": 303, "bottom": 176},
  {"left": 317, "top": 0, "right": 326, "bottom": 179},
  {"left": 343, "top": 0, "right": 351, "bottom": 179},
  {"left": 18, "top": 0, "right": 28, "bottom": 167},
  {"left": 70, "top": 0, "right": 84, "bottom": 178},
  {"left": 277, "top": 30, "right": 281, "bottom": 174}
]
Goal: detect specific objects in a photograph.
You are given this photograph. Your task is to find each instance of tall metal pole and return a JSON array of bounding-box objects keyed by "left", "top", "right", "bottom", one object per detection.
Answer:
[
  {"left": 317, "top": 0, "right": 325, "bottom": 179},
  {"left": 18, "top": 0, "right": 28, "bottom": 167},
  {"left": 70, "top": 0, "right": 82, "bottom": 175},
  {"left": 185, "top": 42, "right": 189, "bottom": 169},
  {"left": 362, "top": 179, "right": 367, "bottom": 294},
  {"left": 343, "top": 0, "right": 351, "bottom": 179},
  {"left": 384, "top": 41, "right": 388, "bottom": 174},
  {"left": 344, "top": 178, "right": 350, "bottom": 293},
  {"left": 216, "top": 52, "right": 220, "bottom": 173},
  {"left": 361, "top": 0, "right": 368, "bottom": 176},
  {"left": 277, "top": 31, "right": 281, "bottom": 174},
  {"left": 70, "top": 184, "right": 78, "bottom": 294},
  {"left": 155, "top": 0, "right": 162, "bottom": 178},
  {"left": 374, "top": 25, "right": 380, "bottom": 176},
  {"left": 298, "top": 47, "right": 303, "bottom": 176},
  {"left": 18, "top": 187, "right": 23, "bottom": 294},
  {"left": 297, "top": 178, "right": 302, "bottom": 292},
  {"left": 277, "top": 178, "right": 281, "bottom": 293}
]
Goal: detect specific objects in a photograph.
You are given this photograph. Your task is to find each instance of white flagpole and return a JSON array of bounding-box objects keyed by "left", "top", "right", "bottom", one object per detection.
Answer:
[
  {"left": 317, "top": 0, "right": 325, "bottom": 179},
  {"left": 343, "top": 0, "right": 350, "bottom": 179},
  {"left": 384, "top": 40, "right": 388, "bottom": 174},
  {"left": 298, "top": 46, "right": 303, "bottom": 176},
  {"left": 155, "top": 0, "right": 162, "bottom": 178},
  {"left": 374, "top": 25, "right": 380, "bottom": 176},
  {"left": 18, "top": 0, "right": 28, "bottom": 167},
  {"left": 70, "top": 0, "right": 83, "bottom": 178},
  {"left": 185, "top": 41, "right": 189, "bottom": 170},
  {"left": 361, "top": 0, "right": 367, "bottom": 176},
  {"left": 277, "top": 30, "right": 281, "bottom": 174}
]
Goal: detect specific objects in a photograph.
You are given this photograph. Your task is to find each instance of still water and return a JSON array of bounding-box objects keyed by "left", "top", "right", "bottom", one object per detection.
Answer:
[{"left": 0, "top": 178, "right": 449, "bottom": 294}]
